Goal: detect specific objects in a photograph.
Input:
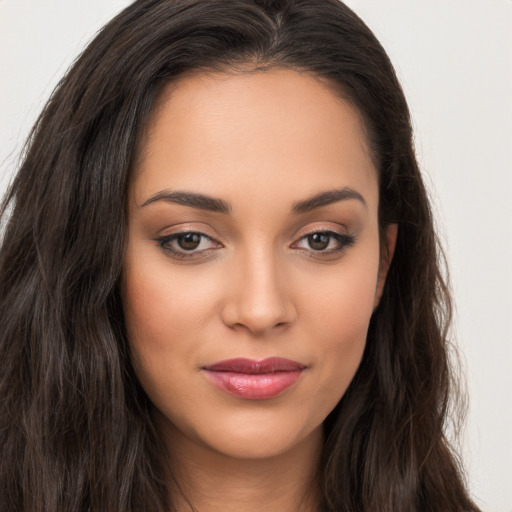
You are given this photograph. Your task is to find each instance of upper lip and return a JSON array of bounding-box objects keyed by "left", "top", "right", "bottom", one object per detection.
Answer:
[{"left": 203, "top": 357, "right": 306, "bottom": 374}]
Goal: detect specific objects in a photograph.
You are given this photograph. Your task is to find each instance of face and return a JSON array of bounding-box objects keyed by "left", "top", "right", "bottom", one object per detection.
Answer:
[{"left": 123, "top": 69, "right": 395, "bottom": 461}]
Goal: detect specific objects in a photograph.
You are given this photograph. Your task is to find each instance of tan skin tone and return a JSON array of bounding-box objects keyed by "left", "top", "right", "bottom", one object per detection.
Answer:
[{"left": 123, "top": 68, "right": 397, "bottom": 512}]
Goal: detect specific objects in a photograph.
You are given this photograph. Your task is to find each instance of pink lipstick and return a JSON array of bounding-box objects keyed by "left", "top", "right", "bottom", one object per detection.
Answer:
[{"left": 202, "top": 357, "right": 306, "bottom": 400}]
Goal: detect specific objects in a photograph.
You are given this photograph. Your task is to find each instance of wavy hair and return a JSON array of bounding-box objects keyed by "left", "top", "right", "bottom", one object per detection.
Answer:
[{"left": 0, "top": 1, "right": 480, "bottom": 510}]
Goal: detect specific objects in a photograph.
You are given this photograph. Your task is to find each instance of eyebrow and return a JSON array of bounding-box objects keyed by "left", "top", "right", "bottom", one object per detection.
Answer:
[
  {"left": 291, "top": 187, "right": 367, "bottom": 214},
  {"left": 141, "top": 190, "right": 231, "bottom": 214},
  {"left": 140, "top": 187, "right": 366, "bottom": 214}
]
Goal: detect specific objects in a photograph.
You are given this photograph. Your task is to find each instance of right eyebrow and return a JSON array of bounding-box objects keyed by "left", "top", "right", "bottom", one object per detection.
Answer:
[{"left": 140, "top": 190, "right": 232, "bottom": 214}]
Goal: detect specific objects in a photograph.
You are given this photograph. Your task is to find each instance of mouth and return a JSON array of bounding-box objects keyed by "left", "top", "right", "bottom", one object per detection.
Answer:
[{"left": 202, "top": 357, "right": 307, "bottom": 400}]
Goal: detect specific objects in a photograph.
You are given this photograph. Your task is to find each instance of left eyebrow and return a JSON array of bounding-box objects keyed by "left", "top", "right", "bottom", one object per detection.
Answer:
[{"left": 291, "top": 187, "right": 367, "bottom": 214}]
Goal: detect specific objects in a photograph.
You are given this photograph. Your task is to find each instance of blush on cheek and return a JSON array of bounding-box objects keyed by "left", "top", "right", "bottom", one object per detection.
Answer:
[
  {"left": 311, "top": 278, "right": 376, "bottom": 397},
  {"left": 123, "top": 260, "right": 173, "bottom": 339},
  {"left": 321, "top": 276, "right": 378, "bottom": 330}
]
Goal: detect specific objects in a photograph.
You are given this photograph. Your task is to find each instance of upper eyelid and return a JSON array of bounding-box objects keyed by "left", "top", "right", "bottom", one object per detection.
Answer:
[
  {"left": 154, "top": 228, "right": 355, "bottom": 264},
  {"left": 157, "top": 227, "right": 350, "bottom": 251},
  {"left": 155, "top": 232, "right": 221, "bottom": 260},
  {"left": 291, "top": 223, "right": 348, "bottom": 240},
  {"left": 156, "top": 224, "right": 223, "bottom": 241},
  {"left": 159, "top": 225, "right": 346, "bottom": 240},
  {"left": 158, "top": 231, "right": 220, "bottom": 246},
  {"left": 291, "top": 230, "right": 354, "bottom": 249}
]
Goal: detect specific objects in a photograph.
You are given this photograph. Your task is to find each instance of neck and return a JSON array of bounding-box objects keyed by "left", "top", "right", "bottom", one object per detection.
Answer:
[{"left": 157, "top": 418, "right": 324, "bottom": 512}]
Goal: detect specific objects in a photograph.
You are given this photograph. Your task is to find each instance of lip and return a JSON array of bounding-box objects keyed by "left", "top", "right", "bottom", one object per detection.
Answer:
[{"left": 202, "top": 357, "right": 306, "bottom": 400}]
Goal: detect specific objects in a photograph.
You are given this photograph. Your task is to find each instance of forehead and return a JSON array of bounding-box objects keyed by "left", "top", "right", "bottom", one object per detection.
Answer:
[{"left": 132, "top": 68, "right": 378, "bottom": 212}]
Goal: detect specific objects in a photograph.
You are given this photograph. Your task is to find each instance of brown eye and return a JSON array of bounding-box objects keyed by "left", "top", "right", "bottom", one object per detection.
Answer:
[
  {"left": 307, "top": 232, "right": 331, "bottom": 250},
  {"left": 155, "top": 231, "right": 222, "bottom": 260},
  {"left": 292, "top": 229, "right": 356, "bottom": 258},
  {"left": 177, "top": 233, "right": 202, "bottom": 250}
]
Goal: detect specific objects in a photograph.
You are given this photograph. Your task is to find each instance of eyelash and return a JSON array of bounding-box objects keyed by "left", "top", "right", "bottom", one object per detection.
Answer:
[
  {"left": 154, "top": 232, "right": 220, "bottom": 260},
  {"left": 154, "top": 229, "right": 356, "bottom": 260}
]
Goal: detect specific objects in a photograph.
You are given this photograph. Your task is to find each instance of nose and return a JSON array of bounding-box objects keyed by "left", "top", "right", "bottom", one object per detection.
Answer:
[{"left": 220, "top": 249, "right": 297, "bottom": 336}]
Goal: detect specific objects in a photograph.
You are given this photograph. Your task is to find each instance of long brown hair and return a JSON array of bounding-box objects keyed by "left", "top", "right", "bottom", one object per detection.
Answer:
[{"left": 0, "top": 1, "right": 480, "bottom": 510}]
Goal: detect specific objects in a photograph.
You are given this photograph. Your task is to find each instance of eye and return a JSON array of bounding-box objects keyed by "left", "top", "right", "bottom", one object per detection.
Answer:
[
  {"left": 154, "top": 231, "right": 222, "bottom": 259},
  {"left": 292, "top": 230, "right": 355, "bottom": 256}
]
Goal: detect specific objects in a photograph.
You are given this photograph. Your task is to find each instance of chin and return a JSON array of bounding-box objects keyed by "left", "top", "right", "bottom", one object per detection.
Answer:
[
  {"left": 209, "top": 433, "right": 301, "bottom": 460},
  {"left": 193, "top": 413, "right": 323, "bottom": 461}
]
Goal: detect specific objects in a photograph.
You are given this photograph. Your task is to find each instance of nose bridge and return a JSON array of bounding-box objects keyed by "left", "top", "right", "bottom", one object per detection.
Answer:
[{"left": 222, "top": 242, "right": 295, "bottom": 335}]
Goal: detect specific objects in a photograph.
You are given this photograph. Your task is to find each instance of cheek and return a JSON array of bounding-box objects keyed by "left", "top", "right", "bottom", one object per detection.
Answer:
[
  {"left": 304, "top": 239, "right": 379, "bottom": 340},
  {"left": 123, "top": 267, "right": 181, "bottom": 354},
  {"left": 300, "top": 250, "right": 379, "bottom": 406},
  {"left": 122, "top": 241, "right": 217, "bottom": 345},
  {"left": 121, "top": 262, "right": 206, "bottom": 427},
  {"left": 317, "top": 287, "right": 373, "bottom": 367},
  {"left": 121, "top": 243, "right": 237, "bottom": 423},
  {"left": 121, "top": 250, "right": 206, "bottom": 388}
]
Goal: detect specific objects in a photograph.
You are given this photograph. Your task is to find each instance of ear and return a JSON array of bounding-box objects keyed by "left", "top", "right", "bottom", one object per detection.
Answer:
[{"left": 373, "top": 223, "right": 398, "bottom": 309}]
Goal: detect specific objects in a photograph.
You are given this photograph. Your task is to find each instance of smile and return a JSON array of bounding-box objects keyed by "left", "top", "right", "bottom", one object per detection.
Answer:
[{"left": 202, "top": 357, "right": 306, "bottom": 400}]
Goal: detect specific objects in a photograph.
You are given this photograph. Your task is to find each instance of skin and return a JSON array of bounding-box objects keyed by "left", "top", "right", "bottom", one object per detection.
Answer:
[{"left": 123, "top": 68, "right": 397, "bottom": 512}]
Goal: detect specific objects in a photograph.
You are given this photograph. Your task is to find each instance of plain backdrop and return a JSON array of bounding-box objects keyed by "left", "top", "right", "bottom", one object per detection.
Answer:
[{"left": 1, "top": 1, "right": 511, "bottom": 510}]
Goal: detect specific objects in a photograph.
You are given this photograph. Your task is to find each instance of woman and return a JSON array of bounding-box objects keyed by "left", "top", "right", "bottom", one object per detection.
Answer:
[{"left": 0, "top": 0, "right": 481, "bottom": 511}]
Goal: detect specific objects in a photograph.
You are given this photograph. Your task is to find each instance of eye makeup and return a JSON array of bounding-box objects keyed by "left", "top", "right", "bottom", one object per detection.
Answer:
[{"left": 153, "top": 227, "right": 356, "bottom": 261}]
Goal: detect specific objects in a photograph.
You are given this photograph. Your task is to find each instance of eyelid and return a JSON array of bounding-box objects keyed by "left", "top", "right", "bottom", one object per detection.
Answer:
[
  {"left": 290, "top": 222, "right": 349, "bottom": 242},
  {"left": 153, "top": 222, "right": 356, "bottom": 261},
  {"left": 290, "top": 224, "right": 356, "bottom": 258},
  {"left": 154, "top": 228, "right": 223, "bottom": 260}
]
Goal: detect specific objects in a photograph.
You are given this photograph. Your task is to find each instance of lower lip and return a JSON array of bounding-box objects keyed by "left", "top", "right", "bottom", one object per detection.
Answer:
[{"left": 203, "top": 370, "right": 304, "bottom": 400}]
